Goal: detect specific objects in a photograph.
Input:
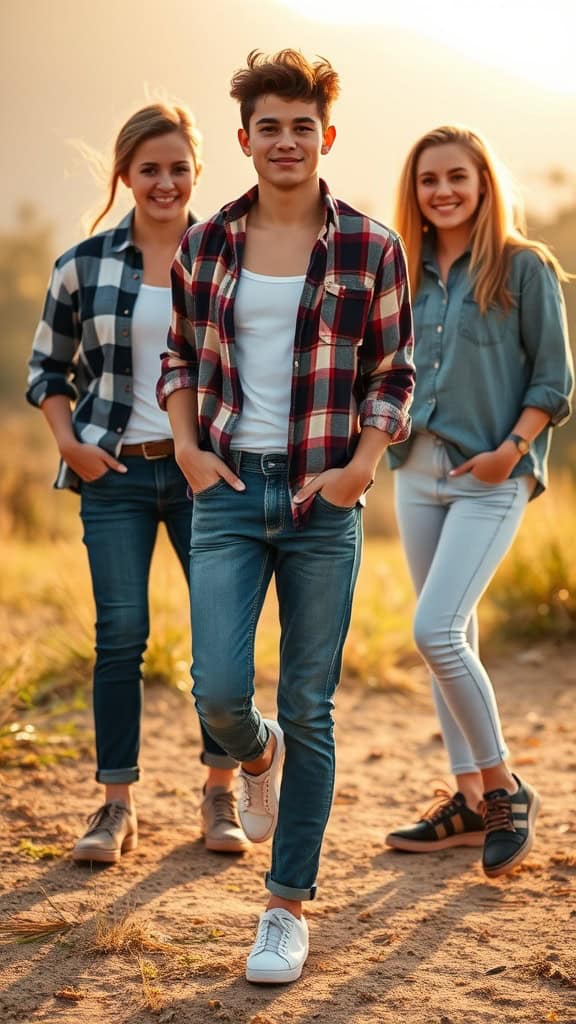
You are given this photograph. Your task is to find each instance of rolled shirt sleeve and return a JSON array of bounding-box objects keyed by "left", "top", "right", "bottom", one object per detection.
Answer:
[
  {"left": 519, "top": 257, "right": 574, "bottom": 425},
  {"left": 26, "top": 260, "right": 81, "bottom": 408},
  {"left": 359, "top": 234, "right": 415, "bottom": 441}
]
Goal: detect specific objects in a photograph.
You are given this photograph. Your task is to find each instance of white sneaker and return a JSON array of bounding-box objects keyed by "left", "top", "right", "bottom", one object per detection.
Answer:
[
  {"left": 238, "top": 719, "right": 285, "bottom": 843},
  {"left": 246, "top": 909, "right": 309, "bottom": 984}
]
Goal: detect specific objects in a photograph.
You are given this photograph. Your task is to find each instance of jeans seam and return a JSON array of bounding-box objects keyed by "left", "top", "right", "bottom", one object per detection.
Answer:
[
  {"left": 323, "top": 510, "right": 362, "bottom": 701},
  {"left": 241, "top": 548, "right": 273, "bottom": 733},
  {"left": 446, "top": 479, "right": 520, "bottom": 762}
]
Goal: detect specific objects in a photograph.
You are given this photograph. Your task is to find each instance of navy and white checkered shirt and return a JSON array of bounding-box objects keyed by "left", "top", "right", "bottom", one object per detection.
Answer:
[{"left": 27, "top": 210, "right": 195, "bottom": 490}]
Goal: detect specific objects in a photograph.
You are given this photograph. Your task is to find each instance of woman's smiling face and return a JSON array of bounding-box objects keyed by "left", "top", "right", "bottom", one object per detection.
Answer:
[
  {"left": 122, "top": 131, "right": 195, "bottom": 223},
  {"left": 416, "top": 142, "right": 485, "bottom": 238}
]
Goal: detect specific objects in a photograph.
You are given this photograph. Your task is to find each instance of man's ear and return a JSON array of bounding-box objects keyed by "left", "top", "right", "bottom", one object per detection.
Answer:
[
  {"left": 238, "top": 128, "right": 251, "bottom": 156},
  {"left": 321, "top": 125, "right": 336, "bottom": 155}
]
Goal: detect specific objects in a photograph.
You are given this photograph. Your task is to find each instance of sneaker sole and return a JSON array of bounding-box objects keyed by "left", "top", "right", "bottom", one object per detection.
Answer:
[
  {"left": 483, "top": 790, "right": 541, "bottom": 879},
  {"left": 203, "top": 836, "right": 250, "bottom": 854},
  {"left": 246, "top": 961, "right": 306, "bottom": 984},
  {"left": 386, "top": 831, "right": 485, "bottom": 852},
  {"left": 72, "top": 833, "right": 138, "bottom": 864}
]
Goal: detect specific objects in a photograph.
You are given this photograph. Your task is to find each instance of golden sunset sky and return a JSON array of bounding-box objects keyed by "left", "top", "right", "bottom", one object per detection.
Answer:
[{"left": 3, "top": 0, "right": 576, "bottom": 249}]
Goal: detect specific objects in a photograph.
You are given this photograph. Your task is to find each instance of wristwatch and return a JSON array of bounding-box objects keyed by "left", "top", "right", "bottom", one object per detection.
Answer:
[{"left": 507, "top": 433, "right": 530, "bottom": 456}]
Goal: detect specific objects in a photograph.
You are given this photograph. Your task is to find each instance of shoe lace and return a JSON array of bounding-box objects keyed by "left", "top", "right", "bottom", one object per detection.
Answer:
[
  {"left": 84, "top": 802, "right": 128, "bottom": 838},
  {"left": 240, "top": 773, "right": 270, "bottom": 813},
  {"left": 253, "top": 911, "right": 294, "bottom": 955},
  {"left": 211, "top": 789, "right": 240, "bottom": 827},
  {"left": 480, "top": 793, "right": 514, "bottom": 835},
  {"left": 421, "top": 787, "right": 460, "bottom": 825}
]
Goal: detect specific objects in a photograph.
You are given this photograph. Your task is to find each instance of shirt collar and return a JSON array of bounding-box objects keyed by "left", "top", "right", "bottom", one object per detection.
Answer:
[
  {"left": 422, "top": 229, "right": 472, "bottom": 274},
  {"left": 110, "top": 209, "right": 197, "bottom": 253}
]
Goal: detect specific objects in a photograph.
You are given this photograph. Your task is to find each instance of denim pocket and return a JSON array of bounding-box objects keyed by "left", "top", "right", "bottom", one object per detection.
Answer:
[
  {"left": 459, "top": 298, "right": 515, "bottom": 347},
  {"left": 193, "top": 478, "right": 229, "bottom": 498},
  {"left": 85, "top": 469, "right": 113, "bottom": 487},
  {"left": 315, "top": 493, "right": 358, "bottom": 513}
]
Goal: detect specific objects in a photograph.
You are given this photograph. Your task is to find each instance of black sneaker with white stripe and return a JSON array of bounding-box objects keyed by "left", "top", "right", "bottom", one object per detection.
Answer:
[
  {"left": 481, "top": 774, "right": 540, "bottom": 878},
  {"left": 385, "top": 788, "right": 484, "bottom": 852}
]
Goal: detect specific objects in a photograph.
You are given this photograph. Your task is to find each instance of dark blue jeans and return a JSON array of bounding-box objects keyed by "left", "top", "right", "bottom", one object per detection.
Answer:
[
  {"left": 190, "top": 452, "right": 362, "bottom": 899},
  {"left": 80, "top": 454, "right": 236, "bottom": 783}
]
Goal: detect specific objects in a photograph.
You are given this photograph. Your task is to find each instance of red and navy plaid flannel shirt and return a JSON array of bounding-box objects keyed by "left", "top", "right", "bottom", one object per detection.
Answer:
[{"left": 157, "top": 180, "right": 415, "bottom": 524}]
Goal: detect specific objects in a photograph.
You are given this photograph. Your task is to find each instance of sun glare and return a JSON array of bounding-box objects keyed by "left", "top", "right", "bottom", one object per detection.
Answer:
[{"left": 276, "top": 0, "right": 576, "bottom": 94}]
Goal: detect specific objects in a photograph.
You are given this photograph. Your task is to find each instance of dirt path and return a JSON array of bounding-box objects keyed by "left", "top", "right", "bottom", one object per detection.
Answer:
[{"left": 1, "top": 647, "right": 575, "bottom": 1024}]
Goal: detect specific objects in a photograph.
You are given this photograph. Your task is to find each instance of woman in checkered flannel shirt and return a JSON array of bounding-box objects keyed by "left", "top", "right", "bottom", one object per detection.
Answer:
[{"left": 27, "top": 104, "right": 249, "bottom": 863}]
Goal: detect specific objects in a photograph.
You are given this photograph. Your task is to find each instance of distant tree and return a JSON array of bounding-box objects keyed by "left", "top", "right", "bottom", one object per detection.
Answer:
[{"left": 0, "top": 204, "right": 54, "bottom": 406}]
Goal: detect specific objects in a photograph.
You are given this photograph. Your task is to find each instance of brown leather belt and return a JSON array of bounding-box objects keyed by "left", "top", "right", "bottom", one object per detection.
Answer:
[{"left": 120, "top": 439, "right": 175, "bottom": 460}]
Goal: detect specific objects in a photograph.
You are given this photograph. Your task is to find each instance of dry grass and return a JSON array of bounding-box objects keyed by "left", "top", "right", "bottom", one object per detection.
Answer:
[
  {"left": 0, "top": 894, "right": 77, "bottom": 945},
  {"left": 137, "top": 957, "right": 165, "bottom": 1012},
  {"left": 86, "top": 907, "right": 184, "bottom": 956}
]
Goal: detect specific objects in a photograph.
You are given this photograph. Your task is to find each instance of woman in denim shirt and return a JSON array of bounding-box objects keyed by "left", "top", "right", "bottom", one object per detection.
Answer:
[
  {"left": 385, "top": 126, "right": 573, "bottom": 877},
  {"left": 28, "top": 104, "right": 248, "bottom": 863}
]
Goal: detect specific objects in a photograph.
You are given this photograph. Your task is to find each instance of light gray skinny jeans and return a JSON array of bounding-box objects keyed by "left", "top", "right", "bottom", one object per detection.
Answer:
[{"left": 394, "top": 433, "right": 532, "bottom": 774}]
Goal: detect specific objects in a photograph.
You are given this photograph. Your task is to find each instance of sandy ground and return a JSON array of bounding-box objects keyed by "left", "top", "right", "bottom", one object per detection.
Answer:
[{"left": 1, "top": 645, "right": 575, "bottom": 1024}]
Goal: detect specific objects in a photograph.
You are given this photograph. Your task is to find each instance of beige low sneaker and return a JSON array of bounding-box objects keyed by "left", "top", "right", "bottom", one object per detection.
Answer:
[
  {"left": 201, "top": 786, "right": 250, "bottom": 853},
  {"left": 72, "top": 801, "right": 138, "bottom": 864}
]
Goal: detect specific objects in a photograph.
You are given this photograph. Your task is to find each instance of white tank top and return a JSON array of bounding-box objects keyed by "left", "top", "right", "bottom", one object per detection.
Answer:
[
  {"left": 123, "top": 284, "right": 173, "bottom": 444},
  {"left": 230, "top": 268, "right": 305, "bottom": 452}
]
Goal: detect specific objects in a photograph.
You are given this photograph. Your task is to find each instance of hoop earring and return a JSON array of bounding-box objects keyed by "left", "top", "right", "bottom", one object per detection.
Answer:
[{"left": 422, "top": 222, "right": 429, "bottom": 233}]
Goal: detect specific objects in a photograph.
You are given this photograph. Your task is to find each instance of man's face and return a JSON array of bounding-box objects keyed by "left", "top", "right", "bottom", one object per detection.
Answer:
[{"left": 238, "top": 95, "right": 335, "bottom": 189}]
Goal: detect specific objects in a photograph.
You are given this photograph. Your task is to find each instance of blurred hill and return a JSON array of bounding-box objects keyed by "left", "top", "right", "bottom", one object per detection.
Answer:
[{"left": 1, "top": 198, "right": 574, "bottom": 467}]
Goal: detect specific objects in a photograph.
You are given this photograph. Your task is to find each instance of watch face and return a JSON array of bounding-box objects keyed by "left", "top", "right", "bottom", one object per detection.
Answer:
[{"left": 518, "top": 439, "right": 530, "bottom": 455}]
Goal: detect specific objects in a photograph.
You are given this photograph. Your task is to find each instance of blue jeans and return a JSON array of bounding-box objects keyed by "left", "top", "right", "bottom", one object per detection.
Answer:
[
  {"left": 394, "top": 433, "right": 532, "bottom": 774},
  {"left": 190, "top": 452, "right": 362, "bottom": 900},
  {"left": 80, "top": 454, "right": 236, "bottom": 784}
]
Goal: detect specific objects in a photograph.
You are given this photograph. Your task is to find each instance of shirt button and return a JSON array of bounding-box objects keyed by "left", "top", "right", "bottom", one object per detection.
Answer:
[
  {"left": 123, "top": 308, "right": 130, "bottom": 315},
  {"left": 294, "top": 360, "right": 299, "bottom": 368},
  {"left": 116, "top": 427, "right": 123, "bottom": 433},
  {"left": 436, "top": 324, "right": 443, "bottom": 333},
  {"left": 433, "top": 360, "right": 440, "bottom": 369},
  {"left": 132, "top": 273, "right": 140, "bottom": 280},
  {"left": 428, "top": 397, "right": 435, "bottom": 404},
  {"left": 122, "top": 329, "right": 129, "bottom": 337}
]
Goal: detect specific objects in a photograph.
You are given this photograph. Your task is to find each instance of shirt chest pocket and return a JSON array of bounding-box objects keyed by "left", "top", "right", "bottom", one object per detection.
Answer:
[
  {"left": 459, "top": 297, "right": 516, "bottom": 347},
  {"left": 318, "top": 278, "right": 373, "bottom": 346}
]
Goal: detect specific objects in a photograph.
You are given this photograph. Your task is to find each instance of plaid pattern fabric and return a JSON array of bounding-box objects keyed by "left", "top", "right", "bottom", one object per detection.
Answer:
[
  {"left": 27, "top": 211, "right": 196, "bottom": 490},
  {"left": 157, "top": 180, "right": 415, "bottom": 523}
]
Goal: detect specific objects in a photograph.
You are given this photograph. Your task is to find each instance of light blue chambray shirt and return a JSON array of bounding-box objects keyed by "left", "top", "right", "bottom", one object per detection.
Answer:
[{"left": 388, "top": 242, "right": 574, "bottom": 497}]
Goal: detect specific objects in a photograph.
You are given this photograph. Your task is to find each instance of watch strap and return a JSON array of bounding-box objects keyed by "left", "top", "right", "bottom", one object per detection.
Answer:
[{"left": 507, "top": 433, "right": 530, "bottom": 455}]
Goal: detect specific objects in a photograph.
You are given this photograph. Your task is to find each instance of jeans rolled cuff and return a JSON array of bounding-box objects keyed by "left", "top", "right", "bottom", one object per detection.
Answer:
[
  {"left": 96, "top": 767, "right": 139, "bottom": 784},
  {"left": 265, "top": 872, "right": 317, "bottom": 902},
  {"left": 200, "top": 751, "right": 239, "bottom": 769}
]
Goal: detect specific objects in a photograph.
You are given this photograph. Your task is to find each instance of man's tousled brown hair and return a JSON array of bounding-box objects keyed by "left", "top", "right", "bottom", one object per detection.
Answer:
[{"left": 230, "top": 49, "right": 340, "bottom": 131}]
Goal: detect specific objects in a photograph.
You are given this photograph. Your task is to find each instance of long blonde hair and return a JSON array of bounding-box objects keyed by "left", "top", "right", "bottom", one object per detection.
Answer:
[
  {"left": 89, "top": 103, "right": 203, "bottom": 235},
  {"left": 393, "top": 125, "right": 568, "bottom": 313}
]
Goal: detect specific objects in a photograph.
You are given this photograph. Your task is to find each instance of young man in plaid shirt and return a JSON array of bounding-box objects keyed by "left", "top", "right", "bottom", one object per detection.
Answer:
[{"left": 157, "top": 50, "right": 414, "bottom": 983}]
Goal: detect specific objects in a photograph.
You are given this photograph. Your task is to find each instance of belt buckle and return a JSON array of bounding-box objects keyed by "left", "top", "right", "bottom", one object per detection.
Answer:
[{"left": 142, "top": 442, "right": 165, "bottom": 461}]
